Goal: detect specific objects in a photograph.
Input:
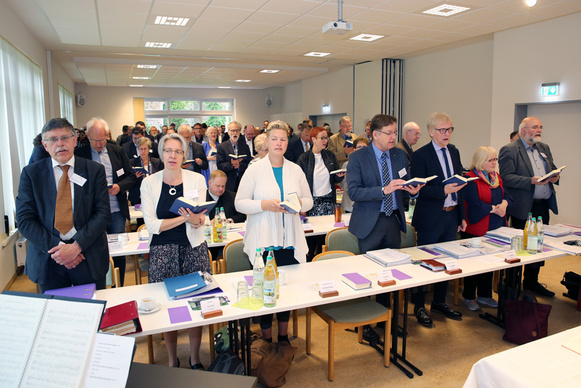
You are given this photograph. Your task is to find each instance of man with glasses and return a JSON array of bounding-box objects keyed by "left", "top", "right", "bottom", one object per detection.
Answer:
[
  {"left": 177, "top": 124, "right": 208, "bottom": 174},
  {"left": 499, "top": 116, "right": 559, "bottom": 297},
  {"left": 75, "top": 117, "right": 136, "bottom": 286},
  {"left": 16, "top": 118, "right": 111, "bottom": 292},
  {"left": 396, "top": 121, "right": 421, "bottom": 164},
  {"left": 285, "top": 119, "right": 312, "bottom": 163},
  {"left": 410, "top": 113, "right": 466, "bottom": 327},
  {"left": 329, "top": 116, "right": 359, "bottom": 166},
  {"left": 217, "top": 121, "right": 251, "bottom": 192}
]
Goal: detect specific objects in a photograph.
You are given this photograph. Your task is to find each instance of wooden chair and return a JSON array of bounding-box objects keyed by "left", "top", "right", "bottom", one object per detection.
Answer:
[
  {"left": 306, "top": 250, "right": 391, "bottom": 381},
  {"left": 322, "top": 227, "right": 360, "bottom": 255},
  {"left": 106, "top": 257, "right": 120, "bottom": 288}
]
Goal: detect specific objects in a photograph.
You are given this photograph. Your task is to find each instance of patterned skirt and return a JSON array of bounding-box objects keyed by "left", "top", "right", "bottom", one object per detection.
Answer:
[
  {"left": 149, "top": 241, "right": 212, "bottom": 283},
  {"left": 307, "top": 192, "right": 334, "bottom": 216}
]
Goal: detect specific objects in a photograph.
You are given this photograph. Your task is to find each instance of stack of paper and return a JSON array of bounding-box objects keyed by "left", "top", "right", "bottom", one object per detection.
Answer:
[
  {"left": 433, "top": 241, "right": 481, "bottom": 259},
  {"left": 544, "top": 224, "right": 573, "bottom": 237},
  {"left": 485, "top": 227, "right": 523, "bottom": 243},
  {"left": 364, "top": 248, "right": 411, "bottom": 267}
]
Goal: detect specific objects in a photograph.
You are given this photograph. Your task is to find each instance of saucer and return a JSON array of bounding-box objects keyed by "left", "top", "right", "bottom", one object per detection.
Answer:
[{"left": 138, "top": 303, "right": 161, "bottom": 314}]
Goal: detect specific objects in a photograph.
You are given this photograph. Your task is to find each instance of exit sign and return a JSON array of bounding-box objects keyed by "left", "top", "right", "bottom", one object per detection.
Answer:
[{"left": 541, "top": 82, "right": 559, "bottom": 96}]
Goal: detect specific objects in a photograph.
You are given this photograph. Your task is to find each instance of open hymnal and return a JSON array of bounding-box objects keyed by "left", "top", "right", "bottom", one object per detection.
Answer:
[
  {"left": 539, "top": 165, "right": 566, "bottom": 182},
  {"left": 402, "top": 175, "right": 438, "bottom": 187},
  {"left": 442, "top": 175, "right": 478, "bottom": 185},
  {"left": 280, "top": 192, "right": 301, "bottom": 214},
  {"left": 229, "top": 154, "right": 247, "bottom": 159},
  {"left": 169, "top": 197, "right": 216, "bottom": 215}
]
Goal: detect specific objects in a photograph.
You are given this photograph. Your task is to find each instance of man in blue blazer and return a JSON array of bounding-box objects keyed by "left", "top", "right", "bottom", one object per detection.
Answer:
[
  {"left": 217, "top": 121, "right": 251, "bottom": 192},
  {"left": 16, "top": 118, "right": 111, "bottom": 292},
  {"left": 499, "top": 116, "right": 559, "bottom": 297},
  {"left": 285, "top": 120, "right": 312, "bottom": 163},
  {"left": 75, "top": 118, "right": 136, "bottom": 286},
  {"left": 410, "top": 113, "right": 466, "bottom": 327}
]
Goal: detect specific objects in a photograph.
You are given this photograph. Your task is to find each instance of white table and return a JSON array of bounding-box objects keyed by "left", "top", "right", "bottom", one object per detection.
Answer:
[{"left": 463, "top": 325, "right": 581, "bottom": 388}]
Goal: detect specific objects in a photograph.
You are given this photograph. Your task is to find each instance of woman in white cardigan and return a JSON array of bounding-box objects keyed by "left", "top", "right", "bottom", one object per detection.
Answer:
[
  {"left": 235, "top": 120, "right": 313, "bottom": 344},
  {"left": 141, "top": 133, "right": 210, "bottom": 370}
]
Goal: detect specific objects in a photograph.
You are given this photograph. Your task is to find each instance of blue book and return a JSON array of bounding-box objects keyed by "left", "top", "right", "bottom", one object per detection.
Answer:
[
  {"left": 164, "top": 272, "right": 207, "bottom": 300},
  {"left": 169, "top": 197, "right": 217, "bottom": 216},
  {"left": 442, "top": 174, "right": 478, "bottom": 186}
]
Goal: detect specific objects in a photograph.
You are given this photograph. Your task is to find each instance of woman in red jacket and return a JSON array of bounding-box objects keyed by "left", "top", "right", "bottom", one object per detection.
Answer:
[{"left": 462, "top": 146, "right": 513, "bottom": 311}]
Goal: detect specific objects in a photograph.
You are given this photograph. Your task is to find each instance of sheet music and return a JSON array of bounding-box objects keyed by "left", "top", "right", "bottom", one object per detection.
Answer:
[{"left": 84, "top": 333, "right": 135, "bottom": 388}]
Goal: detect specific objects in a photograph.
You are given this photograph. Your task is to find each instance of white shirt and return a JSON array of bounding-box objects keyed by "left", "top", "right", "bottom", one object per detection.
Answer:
[{"left": 312, "top": 153, "right": 332, "bottom": 197}]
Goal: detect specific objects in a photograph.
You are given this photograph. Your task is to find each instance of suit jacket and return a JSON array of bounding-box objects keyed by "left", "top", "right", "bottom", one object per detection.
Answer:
[
  {"left": 328, "top": 132, "right": 359, "bottom": 166},
  {"left": 185, "top": 141, "right": 209, "bottom": 174},
  {"left": 285, "top": 138, "right": 310, "bottom": 163},
  {"left": 28, "top": 144, "right": 50, "bottom": 164},
  {"left": 410, "top": 142, "right": 466, "bottom": 232},
  {"left": 15, "top": 157, "right": 111, "bottom": 284},
  {"left": 123, "top": 140, "right": 160, "bottom": 159},
  {"left": 499, "top": 139, "right": 558, "bottom": 220},
  {"left": 240, "top": 136, "right": 256, "bottom": 156},
  {"left": 75, "top": 143, "right": 137, "bottom": 220},
  {"left": 347, "top": 144, "right": 409, "bottom": 240},
  {"left": 128, "top": 156, "right": 164, "bottom": 205},
  {"left": 216, "top": 140, "right": 251, "bottom": 192},
  {"left": 395, "top": 140, "right": 413, "bottom": 164},
  {"left": 206, "top": 190, "right": 246, "bottom": 223}
]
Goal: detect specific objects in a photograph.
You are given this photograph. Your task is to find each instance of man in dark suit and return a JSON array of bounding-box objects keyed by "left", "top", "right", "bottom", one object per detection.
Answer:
[
  {"left": 206, "top": 170, "right": 246, "bottom": 223},
  {"left": 285, "top": 120, "right": 312, "bottom": 163},
  {"left": 499, "top": 116, "right": 559, "bottom": 297},
  {"left": 177, "top": 124, "right": 209, "bottom": 174},
  {"left": 395, "top": 121, "right": 421, "bottom": 164},
  {"left": 216, "top": 121, "right": 251, "bottom": 192},
  {"left": 410, "top": 112, "right": 466, "bottom": 327},
  {"left": 75, "top": 117, "right": 137, "bottom": 286},
  {"left": 124, "top": 126, "right": 159, "bottom": 159},
  {"left": 16, "top": 118, "right": 111, "bottom": 292},
  {"left": 242, "top": 124, "right": 257, "bottom": 156}
]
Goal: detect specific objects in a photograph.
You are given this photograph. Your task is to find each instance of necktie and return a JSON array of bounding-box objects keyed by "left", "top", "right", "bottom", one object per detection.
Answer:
[
  {"left": 381, "top": 152, "right": 393, "bottom": 215},
  {"left": 441, "top": 147, "right": 457, "bottom": 202},
  {"left": 55, "top": 165, "right": 73, "bottom": 235}
]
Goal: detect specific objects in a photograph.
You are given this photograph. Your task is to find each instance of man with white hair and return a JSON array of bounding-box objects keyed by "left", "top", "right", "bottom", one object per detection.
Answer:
[
  {"left": 75, "top": 117, "right": 136, "bottom": 286},
  {"left": 396, "top": 121, "right": 421, "bottom": 164},
  {"left": 328, "top": 116, "right": 359, "bottom": 166},
  {"left": 216, "top": 121, "right": 251, "bottom": 191},
  {"left": 178, "top": 124, "right": 208, "bottom": 175}
]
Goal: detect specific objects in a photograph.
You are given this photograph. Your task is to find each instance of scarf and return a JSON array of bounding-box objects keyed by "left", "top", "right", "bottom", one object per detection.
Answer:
[{"left": 474, "top": 168, "right": 499, "bottom": 189}]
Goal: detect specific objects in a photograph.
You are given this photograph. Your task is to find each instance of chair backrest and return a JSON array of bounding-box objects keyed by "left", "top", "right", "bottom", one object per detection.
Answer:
[
  {"left": 400, "top": 222, "right": 417, "bottom": 248},
  {"left": 325, "top": 227, "right": 360, "bottom": 255},
  {"left": 313, "top": 250, "right": 355, "bottom": 262},
  {"left": 223, "top": 239, "right": 251, "bottom": 273},
  {"left": 137, "top": 224, "right": 147, "bottom": 232}
]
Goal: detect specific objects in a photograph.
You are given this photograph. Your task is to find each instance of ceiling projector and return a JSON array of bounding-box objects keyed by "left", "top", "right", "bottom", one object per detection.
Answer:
[{"left": 322, "top": 20, "right": 353, "bottom": 35}]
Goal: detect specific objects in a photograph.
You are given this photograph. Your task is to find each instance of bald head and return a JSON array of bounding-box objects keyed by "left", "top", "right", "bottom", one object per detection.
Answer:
[{"left": 402, "top": 122, "right": 421, "bottom": 146}]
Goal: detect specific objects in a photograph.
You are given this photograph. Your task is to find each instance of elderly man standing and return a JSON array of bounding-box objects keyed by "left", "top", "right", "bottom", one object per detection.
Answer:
[
  {"left": 410, "top": 113, "right": 466, "bottom": 327},
  {"left": 285, "top": 119, "right": 312, "bottom": 163},
  {"left": 499, "top": 116, "right": 559, "bottom": 297},
  {"left": 177, "top": 124, "right": 208, "bottom": 175},
  {"left": 328, "top": 116, "right": 359, "bottom": 166},
  {"left": 396, "top": 121, "right": 421, "bottom": 164},
  {"left": 74, "top": 117, "right": 136, "bottom": 286},
  {"left": 16, "top": 118, "right": 111, "bottom": 292},
  {"left": 242, "top": 124, "right": 257, "bottom": 156},
  {"left": 217, "top": 121, "right": 251, "bottom": 192}
]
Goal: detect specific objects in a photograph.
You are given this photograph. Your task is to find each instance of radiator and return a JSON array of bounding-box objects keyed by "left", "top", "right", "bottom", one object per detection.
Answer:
[{"left": 16, "top": 237, "right": 27, "bottom": 267}]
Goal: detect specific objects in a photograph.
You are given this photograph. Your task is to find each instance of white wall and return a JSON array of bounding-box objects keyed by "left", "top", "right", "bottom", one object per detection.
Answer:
[
  {"left": 353, "top": 61, "right": 382, "bottom": 134},
  {"left": 301, "top": 67, "right": 353, "bottom": 121},
  {"left": 74, "top": 85, "right": 285, "bottom": 137}
]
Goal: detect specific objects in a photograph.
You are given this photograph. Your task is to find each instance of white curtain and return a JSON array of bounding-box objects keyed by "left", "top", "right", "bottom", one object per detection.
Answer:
[
  {"left": 58, "top": 83, "right": 74, "bottom": 125},
  {"left": 0, "top": 37, "right": 45, "bottom": 233}
]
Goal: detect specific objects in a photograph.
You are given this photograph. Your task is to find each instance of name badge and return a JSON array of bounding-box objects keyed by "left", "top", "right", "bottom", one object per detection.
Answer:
[
  {"left": 116, "top": 168, "right": 124, "bottom": 177},
  {"left": 184, "top": 190, "right": 199, "bottom": 199},
  {"left": 540, "top": 152, "right": 547, "bottom": 158},
  {"left": 445, "top": 261, "right": 459, "bottom": 271},
  {"left": 398, "top": 168, "right": 406, "bottom": 178},
  {"left": 319, "top": 280, "right": 336, "bottom": 294},
  {"left": 200, "top": 298, "right": 220, "bottom": 314},
  {"left": 70, "top": 173, "right": 87, "bottom": 187}
]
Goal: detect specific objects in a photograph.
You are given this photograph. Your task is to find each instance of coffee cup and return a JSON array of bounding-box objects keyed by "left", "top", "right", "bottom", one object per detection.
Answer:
[
  {"left": 471, "top": 237, "right": 482, "bottom": 248},
  {"left": 140, "top": 297, "right": 156, "bottom": 311}
]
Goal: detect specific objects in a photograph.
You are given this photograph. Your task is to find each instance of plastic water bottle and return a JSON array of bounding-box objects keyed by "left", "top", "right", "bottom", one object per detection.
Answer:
[
  {"left": 537, "top": 216, "right": 544, "bottom": 253},
  {"left": 252, "top": 248, "right": 264, "bottom": 301},
  {"left": 263, "top": 255, "right": 276, "bottom": 308},
  {"left": 203, "top": 216, "right": 211, "bottom": 243},
  {"left": 527, "top": 217, "right": 538, "bottom": 254},
  {"left": 220, "top": 207, "right": 227, "bottom": 240}
]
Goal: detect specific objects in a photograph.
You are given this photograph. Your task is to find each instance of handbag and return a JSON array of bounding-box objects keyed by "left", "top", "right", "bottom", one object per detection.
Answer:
[
  {"left": 503, "top": 290, "right": 552, "bottom": 345},
  {"left": 250, "top": 334, "right": 296, "bottom": 387}
]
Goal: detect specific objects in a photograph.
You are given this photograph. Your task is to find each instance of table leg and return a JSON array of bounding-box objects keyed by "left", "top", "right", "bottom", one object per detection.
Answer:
[
  {"left": 389, "top": 290, "right": 423, "bottom": 378},
  {"left": 480, "top": 266, "right": 522, "bottom": 328}
]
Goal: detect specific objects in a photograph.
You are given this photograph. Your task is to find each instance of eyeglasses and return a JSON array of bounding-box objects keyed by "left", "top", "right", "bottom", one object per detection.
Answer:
[
  {"left": 228, "top": 129, "right": 241, "bottom": 134},
  {"left": 44, "top": 135, "right": 75, "bottom": 144},
  {"left": 434, "top": 127, "right": 454, "bottom": 134},
  {"left": 378, "top": 130, "right": 396, "bottom": 137},
  {"left": 524, "top": 125, "right": 543, "bottom": 130},
  {"left": 487, "top": 157, "right": 498, "bottom": 163},
  {"left": 89, "top": 138, "right": 107, "bottom": 144},
  {"left": 317, "top": 136, "right": 328, "bottom": 141},
  {"left": 163, "top": 149, "right": 184, "bottom": 155}
]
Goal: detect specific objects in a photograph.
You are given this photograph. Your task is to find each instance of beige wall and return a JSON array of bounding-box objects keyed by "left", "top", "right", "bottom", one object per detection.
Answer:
[
  {"left": 353, "top": 61, "right": 382, "bottom": 134},
  {"left": 301, "top": 67, "right": 353, "bottom": 121}
]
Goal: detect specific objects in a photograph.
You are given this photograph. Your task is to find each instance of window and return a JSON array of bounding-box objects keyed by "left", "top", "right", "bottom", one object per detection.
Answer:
[
  {"left": 58, "top": 84, "right": 74, "bottom": 125},
  {"left": 0, "top": 36, "right": 45, "bottom": 233},
  {"left": 144, "top": 98, "right": 234, "bottom": 129}
]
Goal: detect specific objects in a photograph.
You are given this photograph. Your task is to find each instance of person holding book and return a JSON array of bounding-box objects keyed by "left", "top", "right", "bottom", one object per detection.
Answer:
[
  {"left": 141, "top": 133, "right": 211, "bottom": 370},
  {"left": 499, "top": 116, "right": 560, "bottom": 297},
  {"left": 297, "top": 126, "right": 345, "bottom": 216},
  {"left": 128, "top": 136, "right": 163, "bottom": 206},
  {"left": 216, "top": 121, "right": 252, "bottom": 192},
  {"left": 235, "top": 120, "right": 313, "bottom": 344},
  {"left": 201, "top": 126, "right": 219, "bottom": 184},
  {"left": 462, "top": 146, "right": 513, "bottom": 310}
]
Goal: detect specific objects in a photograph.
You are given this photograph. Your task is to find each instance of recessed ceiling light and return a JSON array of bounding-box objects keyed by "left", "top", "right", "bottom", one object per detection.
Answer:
[
  {"left": 524, "top": 0, "right": 537, "bottom": 6},
  {"left": 235, "top": 79, "right": 251, "bottom": 83},
  {"left": 423, "top": 4, "right": 470, "bottom": 17},
  {"left": 350, "top": 34, "right": 384, "bottom": 42},
  {"left": 260, "top": 69, "right": 280, "bottom": 74},
  {"left": 137, "top": 65, "right": 159, "bottom": 69},
  {"left": 132, "top": 76, "right": 150, "bottom": 80},
  {"left": 154, "top": 16, "right": 189, "bottom": 26},
  {"left": 304, "top": 52, "right": 331, "bottom": 57},
  {"left": 145, "top": 42, "right": 172, "bottom": 48},
  {"left": 129, "top": 85, "right": 143, "bottom": 87},
  {"left": 218, "top": 86, "right": 231, "bottom": 89}
]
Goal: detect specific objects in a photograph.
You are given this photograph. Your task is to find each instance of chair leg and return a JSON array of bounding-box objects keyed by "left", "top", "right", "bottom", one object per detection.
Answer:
[
  {"left": 306, "top": 308, "right": 312, "bottom": 355},
  {"left": 328, "top": 320, "right": 335, "bottom": 382},
  {"left": 147, "top": 335, "right": 154, "bottom": 364},
  {"left": 134, "top": 255, "right": 141, "bottom": 285},
  {"left": 209, "top": 324, "right": 216, "bottom": 361},
  {"left": 357, "top": 326, "right": 363, "bottom": 343},
  {"left": 292, "top": 310, "right": 299, "bottom": 337}
]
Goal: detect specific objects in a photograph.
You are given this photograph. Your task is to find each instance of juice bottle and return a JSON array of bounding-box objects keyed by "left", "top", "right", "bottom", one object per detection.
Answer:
[{"left": 263, "top": 255, "right": 276, "bottom": 308}]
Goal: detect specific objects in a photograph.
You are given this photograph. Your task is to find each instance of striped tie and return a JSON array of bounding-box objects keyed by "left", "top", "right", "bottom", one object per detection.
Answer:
[{"left": 381, "top": 152, "right": 393, "bottom": 215}]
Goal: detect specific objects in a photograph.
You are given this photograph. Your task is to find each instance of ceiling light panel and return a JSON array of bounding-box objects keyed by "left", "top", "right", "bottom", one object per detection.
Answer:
[
  {"left": 235, "top": 79, "right": 252, "bottom": 82},
  {"left": 260, "top": 69, "right": 280, "bottom": 73},
  {"left": 145, "top": 42, "right": 172, "bottom": 48},
  {"left": 304, "top": 52, "right": 331, "bottom": 57},
  {"left": 423, "top": 4, "right": 470, "bottom": 17},
  {"left": 137, "top": 65, "right": 160, "bottom": 69},
  {"left": 350, "top": 34, "right": 384, "bottom": 42},
  {"left": 132, "top": 76, "right": 150, "bottom": 79},
  {"left": 154, "top": 16, "right": 189, "bottom": 26}
]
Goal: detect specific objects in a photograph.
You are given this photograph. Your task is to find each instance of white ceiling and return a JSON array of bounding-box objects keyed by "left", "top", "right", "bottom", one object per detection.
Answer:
[{"left": 5, "top": 0, "right": 581, "bottom": 89}]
